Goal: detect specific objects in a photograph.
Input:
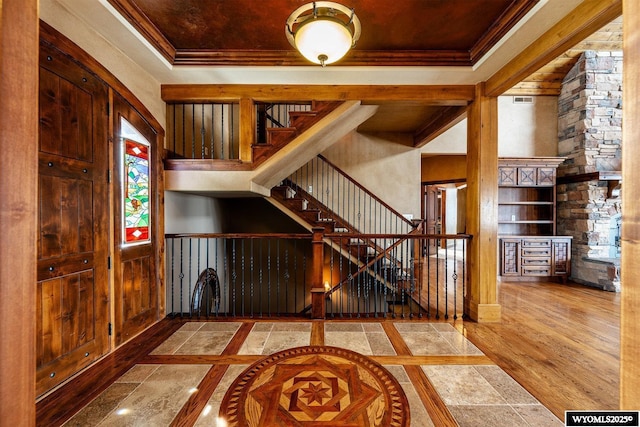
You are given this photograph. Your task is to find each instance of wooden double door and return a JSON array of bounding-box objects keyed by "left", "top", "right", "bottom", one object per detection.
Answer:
[{"left": 36, "top": 36, "right": 160, "bottom": 396}]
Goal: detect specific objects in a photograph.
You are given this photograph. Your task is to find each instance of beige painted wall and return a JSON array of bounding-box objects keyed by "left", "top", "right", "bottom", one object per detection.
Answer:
[
  {"left": 421, "top": 120, "right": 468, "bottom": 155},
  {"left": 165, "top": 191, "right": 224, "bottom": 234},
  {"left": 498, "top": 96, "right": 558, "bottom": 157},
  {"left": 322, "top": 132, "right": 422, "bottom": 220},
  {"left": 421, "top": 96, "right": 559, "bottom": 159}
]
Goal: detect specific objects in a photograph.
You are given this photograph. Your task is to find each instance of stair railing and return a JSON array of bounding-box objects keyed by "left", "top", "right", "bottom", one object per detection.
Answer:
[
  {"left": 278, "top": 154, "right": 420, "bottom": 301},
  {"left": 166, "top": 102, "right": 240, "bottom": 160},
  {"left": 165, "top": 232, "right": 469, "bottom": 319},
  {"left": 285, "top": 154, "right": 416, "bottom": 235}
]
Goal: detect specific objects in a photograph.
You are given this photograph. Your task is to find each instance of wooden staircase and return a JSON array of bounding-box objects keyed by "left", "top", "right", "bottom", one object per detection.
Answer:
[
  {"left": 252, "top": 101, "right": 343, "bottom": 166},
  {"left": 271, "top": 179, "right": 415, "bottom": 271}
]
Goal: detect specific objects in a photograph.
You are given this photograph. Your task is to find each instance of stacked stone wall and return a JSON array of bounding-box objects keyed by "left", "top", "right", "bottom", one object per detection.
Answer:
[{"left": 556, "top": 51, "right": 622, "bottom": 291}]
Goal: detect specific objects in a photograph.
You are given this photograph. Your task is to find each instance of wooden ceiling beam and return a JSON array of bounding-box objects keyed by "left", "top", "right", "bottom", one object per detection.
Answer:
[
  {"left": 413, "top": 106, "right": 468, "bottom": 148},
  {"left": 161, "top": 85, "right": 475, "bottom": 105},
  {"left": 503, "top": 87, "right": 562, "bottom": 96},
  {"left": 485, "top": 0, "right": 622, "bottom": 97}
]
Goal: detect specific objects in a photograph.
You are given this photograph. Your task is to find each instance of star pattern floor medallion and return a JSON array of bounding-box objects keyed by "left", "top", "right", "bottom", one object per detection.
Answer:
[{"left": 219, "top": 346, "right": 409, "bottom": 426}]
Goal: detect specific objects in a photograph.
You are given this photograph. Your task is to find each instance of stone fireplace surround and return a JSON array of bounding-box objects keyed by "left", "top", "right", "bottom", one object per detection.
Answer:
[{"left": 556, "top": 50, "right": 622, "bottom": 291}]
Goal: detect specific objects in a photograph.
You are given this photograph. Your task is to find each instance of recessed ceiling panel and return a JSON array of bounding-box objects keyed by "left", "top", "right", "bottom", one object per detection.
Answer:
[{"left": 108, "top": 0, "right": 540, "bottom": 66}]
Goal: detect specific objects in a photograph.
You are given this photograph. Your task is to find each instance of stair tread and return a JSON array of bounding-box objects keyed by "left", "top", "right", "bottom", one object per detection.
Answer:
[{"left": 267, "top": 127, "right": 297, "bottom": 133}]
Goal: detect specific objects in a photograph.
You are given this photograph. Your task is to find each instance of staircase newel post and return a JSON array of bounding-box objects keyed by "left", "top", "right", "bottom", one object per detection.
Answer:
[
  {"left": 310, "top": 227, "right": 326, "bottom": 319},
  {"left": 239, "top": 97, "right": 255, "bottom": 162}
]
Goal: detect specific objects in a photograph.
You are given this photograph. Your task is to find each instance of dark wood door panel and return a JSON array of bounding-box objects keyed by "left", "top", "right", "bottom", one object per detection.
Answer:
[
  {"left": 37, "top": 272, "right": 96, "bottom": 365},
  {"left": 36, "top": 272, "right": 102, "bottom": 392},
  {"left": 37, "top": 39, "right": 109, "bottom": 397},
  {"left": 115, "top": 254, "right": 156, "bottom": 344},
  {"left": 39, "top": 67, "right": 94, "bottom": 161},
  {"left": 38, "top": 173, "right": 94, "bottom": 260}
]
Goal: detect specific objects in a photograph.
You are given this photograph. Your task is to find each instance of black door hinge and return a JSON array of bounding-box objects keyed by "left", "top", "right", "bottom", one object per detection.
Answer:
[
  {"left": 108, "top": 256, "right": 111, "bottom": 269},
  {"left": 108, "top": 322, "right": 112, "bottom": 336}
]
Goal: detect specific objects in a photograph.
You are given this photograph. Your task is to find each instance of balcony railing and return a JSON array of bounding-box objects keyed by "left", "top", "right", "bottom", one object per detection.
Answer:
[
  {"left": 165, "top": 232, "right": 469, "bottom": 320},
  {"left": 166, "top": 102, "right": 240, "bottom": 160}
]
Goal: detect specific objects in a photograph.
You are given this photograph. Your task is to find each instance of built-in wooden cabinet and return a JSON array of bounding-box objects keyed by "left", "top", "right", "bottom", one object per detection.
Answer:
[
  {"left": 498, "top": 158, "right": 572, "bottom": 281},
  {"left": 500, "top": 236, "right": 572, "bottom": 279}
]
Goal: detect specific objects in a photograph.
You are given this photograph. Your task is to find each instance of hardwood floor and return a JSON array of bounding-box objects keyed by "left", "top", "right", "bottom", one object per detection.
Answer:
[
  {"left": 456, "top": 279, "right": 620, "bottom": 418},
  {"left": 35, "top": 278, "right": 620, "bottom": 425}
]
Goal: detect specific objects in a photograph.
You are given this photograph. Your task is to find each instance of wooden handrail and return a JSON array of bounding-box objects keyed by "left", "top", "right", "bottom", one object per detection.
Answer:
[
  {"left": 165, "top": 233, "right": 312, "bottom": 239},
  {"left": 317, "top": 154, "right": 415, "bottom": 227},
  {"left": 165, "top": 232, "right": 470, "bottom": 239}
]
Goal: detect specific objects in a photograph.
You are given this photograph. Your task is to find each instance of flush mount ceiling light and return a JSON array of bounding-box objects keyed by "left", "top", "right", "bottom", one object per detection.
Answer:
[{"left": 286, "top": 1, "right": 361, "bottom": 66}]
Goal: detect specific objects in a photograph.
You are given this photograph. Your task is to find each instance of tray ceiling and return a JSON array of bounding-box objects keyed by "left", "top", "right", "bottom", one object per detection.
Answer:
[{"left": 106, "top": 0, "right": 540, "bottom": 66}]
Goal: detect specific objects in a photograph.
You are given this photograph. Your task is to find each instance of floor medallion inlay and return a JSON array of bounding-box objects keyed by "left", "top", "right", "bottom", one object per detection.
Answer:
[{"left": 219, "top": 345, "right": 409, "bottom": 426}]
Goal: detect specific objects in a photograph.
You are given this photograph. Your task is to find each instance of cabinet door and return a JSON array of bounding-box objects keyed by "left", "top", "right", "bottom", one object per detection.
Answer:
[
  {"left": 498, "top": 167, "right": 517, "bottom": 186},
  {"left": 500, "top": 239, "right": 520, "bottom": 276},
  {"left": 37, "top": 43, "right": 109, "bottom": 395},
  {"left": 552, "top": 239, "right": 571, "bottom": 276},
  {"left": 517, "top": 167, "right": 537, "bottom": 186},
  {"left": 537, "top": 167, "right": 556, "bottom": 186}
]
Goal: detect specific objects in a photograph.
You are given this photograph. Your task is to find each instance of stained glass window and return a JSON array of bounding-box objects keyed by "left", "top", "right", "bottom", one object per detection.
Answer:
[{"left": 121, "top": 118, "right": 151, "bottom": 245}]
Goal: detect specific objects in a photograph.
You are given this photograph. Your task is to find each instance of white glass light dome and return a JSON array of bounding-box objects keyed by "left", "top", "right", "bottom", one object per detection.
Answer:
[
  {"left": 286, "top": 2, "right": 361, "bottom": 66},
  {"left": 295, "top": 18, "right": 353, "bottom": 65}
]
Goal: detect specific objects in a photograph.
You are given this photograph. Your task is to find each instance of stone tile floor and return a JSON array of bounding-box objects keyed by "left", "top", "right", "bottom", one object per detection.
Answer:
[{"left": 64, "top": 321, "right": 562, "bottom": 427}]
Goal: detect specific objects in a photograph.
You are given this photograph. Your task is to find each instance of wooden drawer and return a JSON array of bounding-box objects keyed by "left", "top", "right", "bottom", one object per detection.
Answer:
[
  {"left": 522, "top": 266, "right": 552, "bottom": 276},
  {"left": 521, "top": 239, "right": 551, "bottom": 248},
  {"left": 521, "top": 246, "right": 551, "bottom": 257},
  {"left": 521, "top": 257, "right": 551, "bottom": 266}
]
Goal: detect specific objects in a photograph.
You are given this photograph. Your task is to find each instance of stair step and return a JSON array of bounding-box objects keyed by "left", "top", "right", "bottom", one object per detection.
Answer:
[
  {"left": 334, "top": 227, "right": 349, "bottom": 233},
  {"left": 317, "top": 220, "right": 336, "bottom": 232},
  {"left": 284, "top": 187, "right": 296, "bottom": 199},
  {"left": 253, "top": 102, "right": 342, "bottom": 166},
  {"left": 311, "top": 100, "right": 343, "bottom": 114},
  {"left": 289, "top": 198, "right": 308, "bottom": 211},
  {"left": 289, "top": 111, "right": 319, "bottom": 129},
  {"left": 266, "top": 127, "right": 297, "bottom": 146},
  {"left": 271, "top": 186, "right": 289, "bottom": 198},
  {"left": 252, "top": 144, "right": 273, "bottom": 165},
  {"left": 301, "top": 209, "right": 320, "bottom": 222}
]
